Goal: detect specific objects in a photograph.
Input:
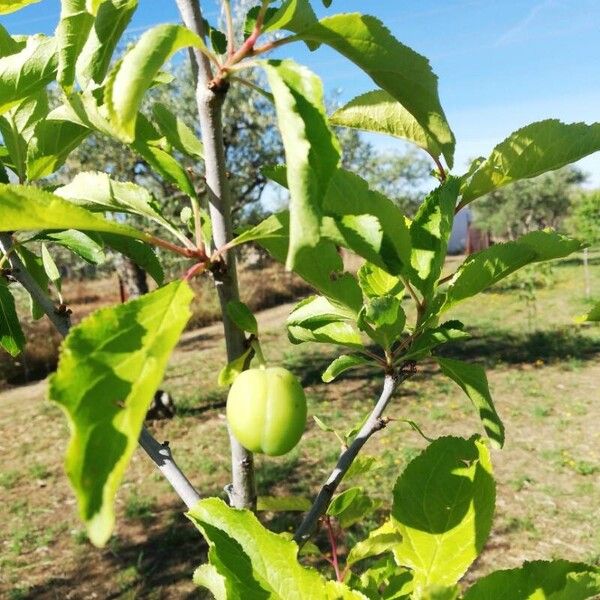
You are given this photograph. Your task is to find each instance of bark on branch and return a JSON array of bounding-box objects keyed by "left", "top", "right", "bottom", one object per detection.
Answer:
[
  {"left": 294, "top": 369, "right": 414, "bottom": 545},
  {"left": 0, "top": 232, "right": 201, "bottom": 509}
]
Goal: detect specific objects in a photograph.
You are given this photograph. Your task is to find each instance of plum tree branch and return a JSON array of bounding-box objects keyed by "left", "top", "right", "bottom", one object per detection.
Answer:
[
  {"left": 294, "top": 369, "right": 415, "bottom": 545},
  {"left": 176, "top": 0, "right": 257, "bottom": 510},
  {"left": 0, "top": 232, "right": 201, "bottom": 509}
]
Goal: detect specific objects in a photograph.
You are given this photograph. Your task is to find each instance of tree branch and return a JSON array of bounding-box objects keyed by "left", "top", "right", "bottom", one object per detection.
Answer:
[
  {"left": 294, "top": 370, "right": 414, "bottom": 545},
  {"left": 176, "top": 0, "right": 256, "bottom": 510},
  {"left": 0, "top": 232, "right": 201, "bottom": 509}
]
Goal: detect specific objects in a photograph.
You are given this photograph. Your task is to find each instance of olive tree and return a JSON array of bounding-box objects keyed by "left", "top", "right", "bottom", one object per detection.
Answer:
[{"left": 1, "top": 1, "right": 600, "bottom": 598}]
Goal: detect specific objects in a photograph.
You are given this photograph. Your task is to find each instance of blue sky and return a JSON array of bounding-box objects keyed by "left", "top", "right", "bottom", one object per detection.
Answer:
[{"left": 4, "top": 0, "right": 600, "bottom": 184}]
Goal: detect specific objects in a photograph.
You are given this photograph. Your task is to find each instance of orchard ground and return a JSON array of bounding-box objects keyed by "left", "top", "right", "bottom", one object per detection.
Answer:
[{"left": 1, "top": 254, "right": 599, "bottom": 599}]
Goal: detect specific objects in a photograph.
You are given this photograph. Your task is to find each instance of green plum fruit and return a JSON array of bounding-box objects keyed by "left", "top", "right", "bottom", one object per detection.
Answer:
[{"left": 226, "top": 366, "right": 307, "bottom": 456}]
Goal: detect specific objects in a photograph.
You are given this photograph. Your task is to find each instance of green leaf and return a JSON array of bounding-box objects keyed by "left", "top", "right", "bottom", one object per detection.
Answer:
[
  {"left": 357, "top": 262, "right": 404, "bottom": 299},
  {"left": 15, "top": 245, "right": 49, "bottom": 319},
  {"left": 327, "top": 486, "right": 379, "bottom": 528},
  {"left": 264, "top": 0, "right": 319, "bottom": 49},
  {"left": 462, "top": 560, "right": 600, "bottom": 599},
  {"left": 49, "top": 281, "right": 194, "bottom": 546},
  {"left": 422, "top": 586, "right": 460, "bottom": 600},
  {"left": 409, "top": 177, "right": 460, "bottom": 298},
  {"left": 287, "top": 295, "right": 363, "bottom": 348},
  {"left": 0, "top": 35, "right": 57, "bottom": 115},
  {"left": 75, "top": 0, "right": 139, "bottom": 89},
  {"left": 299, "top": 14, "right": 455, "bottom": 168},
  {"left": 0, "top": 91, "right": 49, "bottom": 180},
  {"left": 0, "top": 277, "right": 25, "bottom": 356},
  {"left": 217, "top": 346, "right": 252, "bottom": 387},
  {"left": 441, "top": 230, "right": 584, "bottom": 311},
  {"left": 342, "top": 455, "right": 379, "bottom": 483},
  {"left": 0, "top": 24, "right": 21, "bottom": 57},
  {"left": 347, "top": 519, "right": 403, "bottom": 566},
  {"left": 262, "top": 59, "right": 340, "bottom": 270},
  {"left": 105, "top": 24, "right": 203, "bottom": 142},
  {"left": 152, "top": 102, "right": 203, "bottom": 159},
  {"left": 0, "top": 0, "right": 41, "bottom": 15},
  {"left": 187, "top": 497, "right": 366, "bottom": 599},
  {"left": 55, "top": 170, "right": 181, "bottom": 238},
  {"left": 26, "top": 104, "right": 90, "bottom": 180},
  {"left": 331, "top": 90, "right": 448, "bottom": 165},
  {"left": 237, "top": 212, "right": 363, "bottom": 313},
  {"left": 100, "top": 233, "right": 164, "bottom": 285},
  {"left": 322, "top": 354, "right": 371, "bottom": 383},
  {"left": 225, "top": 300, "right": 257, "bottom": 335},
  {"left": 322, "top": 169, "right": 412, "bottom": 276},
  {"left": 461, "top": 120, "right": 600, "bottom": 205},
  {"left": 358, "top": 295, "right": 406, "bottom": 349},
  {"left": 580, "top": 301, "right": 600, "bottom": 323},
  {"left": 42, "top": 230, "right": 105, "bottom": 265},
  {"left": 391, "top": 436, "right": 495, "bottom": 593},
  {"left": 401, "top": 320, "right": 468, "bottom": 362},
  {"left": 56, "top": 0, "right": 95, "bottom": 92},
  {"left": 0, "top": 183, "right": 148, "bottom": 240},
  {"left": 351, "top": 555, "right": 413, "bottom": 600},
  {"left": 257, "top": 495, "right": 311, "bottom": 512},
  {"left": 41, "top": 243, "right": 61, "bottom": 291},
  {"left": 436, "top": 357, "right": 504, "bottom": 448}
]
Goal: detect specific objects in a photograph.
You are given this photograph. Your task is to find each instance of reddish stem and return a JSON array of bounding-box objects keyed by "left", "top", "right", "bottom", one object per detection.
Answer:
[
  {"left": 325, "top": 516, "right": 342, "bottom": 582},
  {"left": 183, "top": 262, "right": 207, "bottom": 281},
  {"left": 147, "top": 235, "right": 202, "bottom": 259}
]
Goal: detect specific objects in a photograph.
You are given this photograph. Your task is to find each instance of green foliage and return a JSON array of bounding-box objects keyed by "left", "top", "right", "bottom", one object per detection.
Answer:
[
  {"left": 568, "top": 190, "right": 600, "bottom": 245},
  {"left": 0, "top": 0, "right": 41, "bottom": 14},
  {"left": 152, "top": 102, "right": 204, "bottom": 159},
  {"left": 358, "top": 295, "right": 406, "bottom": 349},
  {"left": 327, "top": 486, "right": 379, "bottom": 528},
  {"left": 322, "top": 354, "right": 371, "bottom": 382},
  {"left": 357, "top": 262, "right": 404, "bottom": 299},
  {"left": 49, "top": 281, "right": 193, "bottom": 546},
  {"left": 187, "top": 497, "right": 365, "bottom": 599},
  {"left": 0, "top": 183, "right": 147, "bottom": 240},
  {"left": 0, "top": 35, "right": 57, "bottom": 115},
  {"left": 461, "top": 120, "right": 600, "bottom": 205},
  {"left": 390, "top": 436, "right": 495, "bottom": 594},
  {"left": 462, "top": 560, "right": 600, "bottom": 599},
  {"left": 331, "top": 90, "right": 448, "bottom": 166},
  {"left": 298, "top": 13, "right": 455, "bottom": 168},
  {"left": 226, "top": 300, "right": 258, "bottom": 336},
  {"left": 436, "top": 358, "right": 504, "bottom": 448},
  {"left": 262, "top": 59, "right": 340, "bottom": 270},
  {"left": 0, "top": 277, "right": 25, "bottom": 356}
]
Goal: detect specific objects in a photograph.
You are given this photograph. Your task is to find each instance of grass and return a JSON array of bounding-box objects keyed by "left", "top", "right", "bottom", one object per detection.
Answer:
[{"left": 0, "top": 255, "right": 598, "bottom": 597}]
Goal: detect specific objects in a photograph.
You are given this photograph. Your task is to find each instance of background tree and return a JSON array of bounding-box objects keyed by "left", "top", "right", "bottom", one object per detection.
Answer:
[{"left": 472, "top": 166, "right": 585, "bottom": 240}]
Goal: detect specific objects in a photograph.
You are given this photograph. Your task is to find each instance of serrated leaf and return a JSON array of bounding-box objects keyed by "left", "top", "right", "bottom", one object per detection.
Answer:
[
  {"left": 322, "top": 354, "right": 370, "bottom": 382},
  {"left": 56, "top": 0, "right": 95, "bottom": 91},
  {"left": 390, "top": 436, "right": 495, "bottom": 594},
  {"left": 152, "top": 102, "right": 203, "bottom": 159},
  {"left": 257, "top": 495, "right": 311, "bottom": 512},
  {"left": 262, "top": 59, "right": 340, "bottom": 270},
  {"left": 26, "top": 104, "right": 90, "bottom": 180},
  {"left": 327, "top": 486, "right": 379, "bottom": 528},
  {"left": 0, "top": 183, "right": 148, "bottom": 240},
  {"left": 100, "top": 233, "right": 164, "bottom": 285},
  {"left": 0, "top": 0, "right": 41, "bottom": 15},
  {"left": 236, "top": 212, "right": 363, "bottom": 313},
  {"left": 461, "top": 120, "right": 600, "bottom": 205},
  {"left": 0, "top": 276, "right": 25, "bottom": 356},
  {"left": 75, "top": 0, "right": 138, "bottom": 89},
  {"left": 217, "top": 346, "right": 252, "bottom": 387},
  {"left": 263, "top": 0, "right": 319, "bottom": 49},
  {"left": 331, "top": 90, "right": 447, "bottom": 164},
  {"left": 187, "top": 497, "right": 366, "bottom": 599},
  {"left": 409, "top": 177, "right": 460, "bottom": 299},
  {"left": 347, "top": 519, "right": 403, "bottom": 566},
  {"left": 105, "top": 24, "right": 204, "bottom": 142},
  {"left": 441, "top": 230, "right": 584, "bottom": 311},
  {"left": 0, "top": 35, "right": 57, "bottom": 115},
  {"left": 358, "top": 295, "right": 406, "bottom": 349},
  {"left": 225, "top": 300, "right": 257, "bottom": 335},
  {"left": 49, "top": 281, "right": 194, "bottom": 546},
  {"left": 357, "top": 262, "right": 404, "bottom": 299},
  {"left": 436, "top": 357, "right": 504, "bottom": 448},
  {"left": 462, "top": 560, "right": 600, "bottom": 599},
  {"left": 41, "top": 230, "right": 105, "bottom": 265},
  {"left": 401, "top": 320, "right": 468, "bottom": 362},
  {"left": 0, "top": 91, "right": 49, "bottom": 181},
  {"left": 299, "top": 14, "right": 455, "bottom": 168}
]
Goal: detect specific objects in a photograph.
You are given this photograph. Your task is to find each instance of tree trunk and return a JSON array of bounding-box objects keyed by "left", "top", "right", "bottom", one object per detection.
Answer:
[{"left": 116, "top": 256, "right": 148, "bottom": 302}]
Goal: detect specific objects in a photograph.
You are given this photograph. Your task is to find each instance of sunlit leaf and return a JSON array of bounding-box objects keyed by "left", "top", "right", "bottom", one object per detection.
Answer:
[
  {"left": 0, "top": 277, "right": 25, "bottom": 356},
  {"left": 0, "top": 0, "right": 41, "bottom": 15}
]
